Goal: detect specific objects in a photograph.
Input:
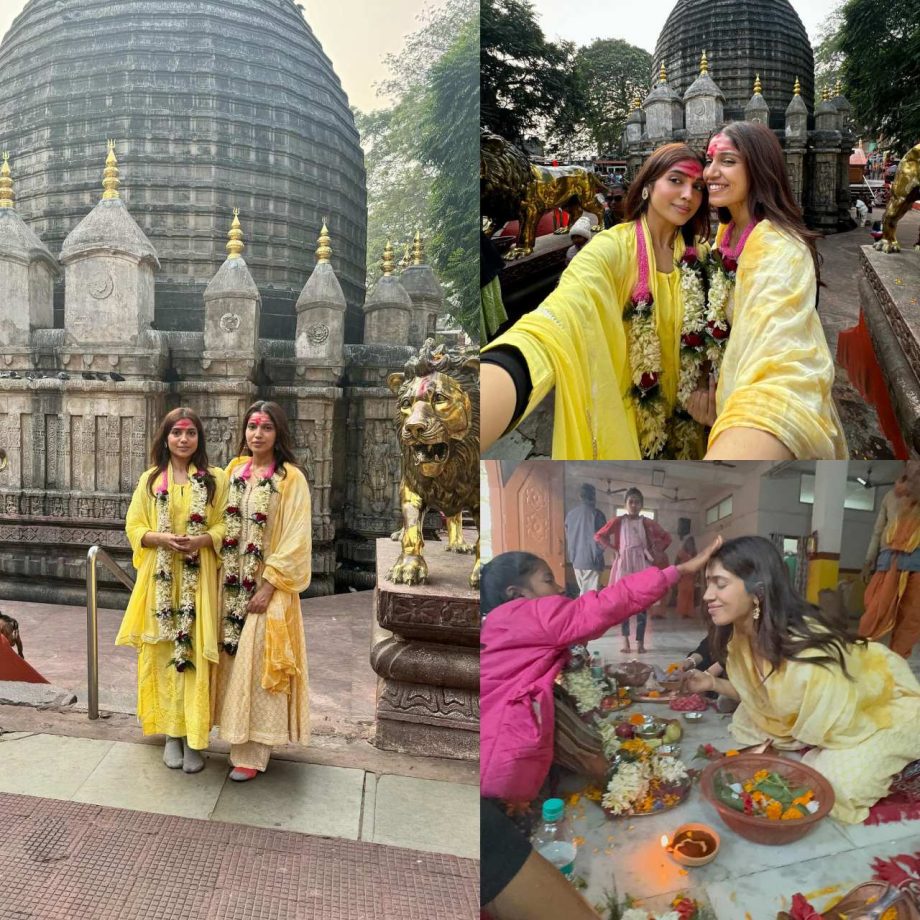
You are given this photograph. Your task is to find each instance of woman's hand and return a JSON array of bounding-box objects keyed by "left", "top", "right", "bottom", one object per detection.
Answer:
[
  {"left": 149, "top": 532, "right": 187, "bottom": 553},
  {"left": 682, "top": 668, "right": 715, "bottom": 693},
  {"left": 247, "top": 581, "right": 276, "bottom": 614},
  {"left": 861, "top": 560, "right": 874, "bottom": 584},
  {"left": 686, "top": 375, "right": 717, "bottom": 427},
  {"left": 681, "top": 654, "right": 701, "bottom": 671},
  {"left": 676, "top": 535, "right": 722, "bottom": 576}
]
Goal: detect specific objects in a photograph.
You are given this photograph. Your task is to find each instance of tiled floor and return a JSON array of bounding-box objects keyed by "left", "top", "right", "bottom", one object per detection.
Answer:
[
  {"left": 571, "top": 610, "right": 920, "bottom": 919},
  {"left": 0, "top": 732, "right": 479, "bottom": 859},
  {"left": 0, "top": 792, "right": 478, "bottom": 920}
]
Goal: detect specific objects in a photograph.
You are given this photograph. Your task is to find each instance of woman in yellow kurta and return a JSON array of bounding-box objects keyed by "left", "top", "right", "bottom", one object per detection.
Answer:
[
  {"left": 212, "top": 401, "right": 311, "bottom": 781},
  {"left": 697, "top": 121, "right": 847, "bottom": 459},
  {"left": 860, "top": 461, "right": 920, "bottom": 657},
  {"left": 116, "top": 408, "right": 228, "bottom": 772},
  {"left": 684, "top": 536, "right": 920, "bottom": 824},
  {"left": 481, "top": 143, "right": 713, "bottom": 460}
]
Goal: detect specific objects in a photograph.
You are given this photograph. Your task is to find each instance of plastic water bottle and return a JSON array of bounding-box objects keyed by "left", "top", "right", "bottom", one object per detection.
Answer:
[
  {"left": 590, "top": 651, "right": 603, "bottom": 680},
  {"left": 532, "top": 798, "right": 578, "bottom": 879}
]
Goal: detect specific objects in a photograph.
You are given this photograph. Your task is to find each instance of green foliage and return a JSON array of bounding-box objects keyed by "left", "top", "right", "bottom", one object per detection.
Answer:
[
  {"left": 573, "top": 39, "right": 652, "bottom": 156},
  {"left": 480, "top": 0, "right": 580, "bottom": 144},
  {"left": 354, "top": 0, "right": 478, "bottom": 338},
  {"left": 827, "top": 0, "right": 920, "bottom": 151}
]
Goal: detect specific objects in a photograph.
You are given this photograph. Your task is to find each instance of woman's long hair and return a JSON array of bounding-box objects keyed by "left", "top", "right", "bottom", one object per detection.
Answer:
[
  {"left": 714, "top": 122, "right": 822, "bottom": 289},
  {"left": 235, "top": 401, "right": 302, "bottom": 478},
  {"left": 147, "top": 407, "right": 216, "bottom": 504},
  {"left": 624, "top": 143, "right": 710, "bottom": 248},
  {"left": 480, "top": 551, "right": 545, "bottom": 616},
  {"left": 708, "top": 536, "right": 864, "bottom": 680}
]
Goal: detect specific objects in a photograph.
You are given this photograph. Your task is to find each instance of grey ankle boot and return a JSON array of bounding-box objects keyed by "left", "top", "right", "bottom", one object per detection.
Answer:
[
  {"left": 182, "top": 739, "right": 205, "bottom": 774},
  {"left": 164, "top": 736, "right": 183, "bottom": 769}
]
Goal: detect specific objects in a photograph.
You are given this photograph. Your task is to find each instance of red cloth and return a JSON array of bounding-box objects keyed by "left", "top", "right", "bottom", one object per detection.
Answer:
[
  {"left": 865, "top": 761, "right": 920, "bottom": 825},
  {"left": 0, "top": 633, "right": 49, "bottom": 683}
]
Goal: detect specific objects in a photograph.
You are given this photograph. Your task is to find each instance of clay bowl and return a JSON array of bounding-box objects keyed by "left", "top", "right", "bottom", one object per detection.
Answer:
[
  {"left": 607, "top": 659, "right": 653, "bottom": 688},
  {"left": 666, "top": 822, "right": 720, "bottom": 867},
  {"left": 699, "top": 753, "right": 835, "bottom": 845}
]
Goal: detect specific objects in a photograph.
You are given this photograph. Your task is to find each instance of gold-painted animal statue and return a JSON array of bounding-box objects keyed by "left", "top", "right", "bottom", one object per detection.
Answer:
[
  {"left": 480, "top": 129, "right": 606, "bottom": 259},
  {"left": 386, "top": 340, "right": 480, "bottom": 588},
  {"left": 874, "top": 143, "right": 920, "bottom": 253}
]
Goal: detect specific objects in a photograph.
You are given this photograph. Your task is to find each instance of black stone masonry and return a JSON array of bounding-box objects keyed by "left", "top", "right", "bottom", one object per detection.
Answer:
[
  {"left": 654, "top": 0, "right": 815, "bottom": 131},
  {"left": 0, "top": 0, "right": 368, "bottom": 342}
]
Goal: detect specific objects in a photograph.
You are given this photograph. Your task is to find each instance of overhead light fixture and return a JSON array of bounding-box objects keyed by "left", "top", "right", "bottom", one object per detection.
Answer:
[
  {"left": 856, "top": 477, "right": 868, "bottom": 487},
  {"left": 651, "top": 469, "right": 665, "bottom": 487}
]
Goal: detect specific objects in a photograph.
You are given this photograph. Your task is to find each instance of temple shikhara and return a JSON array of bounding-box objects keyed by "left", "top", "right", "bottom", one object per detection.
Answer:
[{"left": 0, "top": 0, "right": 458, "bottom": 602}]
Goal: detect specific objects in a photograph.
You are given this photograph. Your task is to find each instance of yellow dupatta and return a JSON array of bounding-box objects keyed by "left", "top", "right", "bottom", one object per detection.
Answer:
[
  {"left": 708, "top": 221, "right": 848, "bottom": 459},
  {"left": 483, "top": 217, "right": 702, "bottom": 459}
]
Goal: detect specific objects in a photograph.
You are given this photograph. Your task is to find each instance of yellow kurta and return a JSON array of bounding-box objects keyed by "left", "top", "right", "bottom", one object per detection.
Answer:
[
  {"left": 116, "top": 465, "right": 228, "bottom": 750},
  {"left": 726, "top": 632, "right": 920, "bottom": 823},
  {"left": 212, "top": 458, "right": 312, "bottom": 749},
  {"left": 483, "top": 218, "right": 706, "bottom": 459},
  {"left": 709, "top": 220, "right": 848, "bottom": 459}
]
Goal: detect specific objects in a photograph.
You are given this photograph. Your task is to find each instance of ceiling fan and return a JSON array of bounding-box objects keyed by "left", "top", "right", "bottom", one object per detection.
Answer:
[
  {"left": 659, "top": 487, "right": 696, "bottom": 504},
  {"left": 602, "top": 480, "right": 629, "bottom": 496},
  {"left": 856, "top": 465, "right": 897, "bottom": 489}
]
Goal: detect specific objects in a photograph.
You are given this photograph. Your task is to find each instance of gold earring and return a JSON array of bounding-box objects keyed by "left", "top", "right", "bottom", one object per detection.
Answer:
[
  {"left": 752, "top": 597, "right": 761, "bottom": 621},
  {"left": 642, "top": 187, "right": 650, "bottom": 201}
]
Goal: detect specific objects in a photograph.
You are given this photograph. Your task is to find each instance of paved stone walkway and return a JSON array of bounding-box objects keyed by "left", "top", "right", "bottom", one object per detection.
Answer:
[{"left": 0, "top": 792, "right": 478, "bottom": 919}]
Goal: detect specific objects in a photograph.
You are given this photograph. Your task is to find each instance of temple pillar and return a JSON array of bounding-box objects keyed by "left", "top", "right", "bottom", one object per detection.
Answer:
[{"left": 806, "top": 461, "right": 847, "bottom": 603}]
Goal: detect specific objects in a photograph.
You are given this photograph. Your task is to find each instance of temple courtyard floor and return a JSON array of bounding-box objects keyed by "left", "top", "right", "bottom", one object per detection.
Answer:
[
  {"left": 0, "top": 590, "right": 479, "bottom": 918},
  {"left": 573, "top": 611, "right": 920, "bottom": 919}
]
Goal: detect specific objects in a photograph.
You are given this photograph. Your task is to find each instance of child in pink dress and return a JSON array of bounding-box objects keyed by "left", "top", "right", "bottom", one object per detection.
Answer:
[
  {"left": 480, "top": 537, "right": 719, "bottom": 802},
  {"left": 594, "top": 488, "right": 672, "bottom": 653}
]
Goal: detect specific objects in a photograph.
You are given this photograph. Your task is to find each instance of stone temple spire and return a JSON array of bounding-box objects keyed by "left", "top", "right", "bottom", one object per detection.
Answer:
[
  {"left": 412, "top": 229, "right": 425, "bottom": 266},
  {"left": 226, "top": 208, "right": 245, "bottom": 260},
  {"left": 381, "top": 240, "right": 395, "bottom": 276},
  {"left": 365, "top": 240, "right": 411, "bottom": 344},
  {"left": 315, "top": 218, "right": 332, "bottom": 264},
  {"left": 745, "top": 72, "right": 769, "bottom": 124},
  {"left": 0, "top": 153, "right": 13, "bottom": 208},
  {"left": 102, "top": 140, "right": 120, "bottom": 200}
]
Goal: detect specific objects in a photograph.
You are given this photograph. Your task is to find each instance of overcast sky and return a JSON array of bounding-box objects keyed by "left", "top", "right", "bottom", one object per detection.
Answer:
[
  {"left": 529, "top": 0, "right": 839, "bottom": 52},
  {"left": 0, "top": 0, "right": 435, "bottom": 112}
]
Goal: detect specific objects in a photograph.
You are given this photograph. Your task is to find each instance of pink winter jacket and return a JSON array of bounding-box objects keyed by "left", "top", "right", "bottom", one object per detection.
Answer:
[{"left": 480, "top": 565, "right": 680, "bottom": 801}]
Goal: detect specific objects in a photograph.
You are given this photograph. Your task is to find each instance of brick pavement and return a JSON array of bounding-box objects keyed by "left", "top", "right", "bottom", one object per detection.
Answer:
[{"left": 0, "top": 792, "right": 479, "bottom": 920}]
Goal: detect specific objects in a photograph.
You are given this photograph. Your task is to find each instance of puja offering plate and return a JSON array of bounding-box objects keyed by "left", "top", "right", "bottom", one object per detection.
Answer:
[{"left": 601, "top": 775, "right": 692, "bottom": 819}]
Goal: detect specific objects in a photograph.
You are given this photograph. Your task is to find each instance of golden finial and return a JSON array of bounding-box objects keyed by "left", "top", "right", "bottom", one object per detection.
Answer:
[
  {"left": 412, "top": 229, "right": 425, "bottom": 266},
  {"left": 700, "top": 50, "right": 709, "bottom": 76},
  {"left": 381, "top": 240, "right": 395, "bottom": 276},
  {"left": 659, "top": 62, "right": 667, "bottom": 84},
  {"left": 630, "top": 92, "right": 642, "bottom": 112},
  {"left": 753, "top": 74, "right": 762, "bottom": 95},
  {"left": 316, "top": 218, "right": 331, "bottom": 264},
  {"left": 793, "top": 76, "right": 801, "bottom": 96},
  {"left": 226, "top": 208, "right": 244, "bottom": 259},
  {"left": 102, "top": 139, "right": 120, "bottom": 200},
  {"left": 835, "top": 79, "right": 842, "bottom": 97},
  {"left": 822, "top": 85, "right": 831, "bottom": 102},
  {"left": 0, "top": 152, "right": 13, "bottom": 209}
]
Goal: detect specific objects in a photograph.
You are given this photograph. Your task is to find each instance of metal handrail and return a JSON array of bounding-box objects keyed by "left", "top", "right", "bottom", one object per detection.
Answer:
[{"left": 86, "top": 545, "right": 135, "bottom": 720}]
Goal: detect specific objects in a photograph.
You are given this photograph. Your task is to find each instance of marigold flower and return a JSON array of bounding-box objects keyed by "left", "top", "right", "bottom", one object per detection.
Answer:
[
  {"left": 765, "top": 801, "right": 783, "bottom": 820},
  {"left": 781, "top": 806, "right": 804, "bottom": 820},
  {"left": 629, "top": 713, "right": 645, "bottom": 725},
  {"left": 725, "top": 750, "right": 739, "bottom": 757}
]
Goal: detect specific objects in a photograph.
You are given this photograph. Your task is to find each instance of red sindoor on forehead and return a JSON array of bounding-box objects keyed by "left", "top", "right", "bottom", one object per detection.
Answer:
[
  {"left": 249, "top": 413, "right": 272, "bottom": 425},
  {"left": 706, "top": 134, "right": 738, "bottom": 158},
  {"left": 172, "top": 419, "right": 196, "bottom": 430},
  {"left": 674, "top": 159, "right": 703, "bottom": 178}
]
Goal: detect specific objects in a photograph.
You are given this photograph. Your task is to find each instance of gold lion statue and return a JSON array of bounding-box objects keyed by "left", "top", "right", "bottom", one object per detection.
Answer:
[
  {"left": 481, "top": 129, "right": 606, "bottom": 259},
  {"left": 874, "top": 143, "right": 920, "bottom": 253},
  {"left": 386, "top": 340, "right": 480, "bottom": 588}
]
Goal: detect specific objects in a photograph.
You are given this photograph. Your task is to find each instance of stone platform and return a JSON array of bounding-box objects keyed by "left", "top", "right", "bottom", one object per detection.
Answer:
[
  {"left": 858, "top": 245, "right": 920, "bottom": 455},
  {"left": 371, "top": 537, "right": 479, "bottom": 761}
]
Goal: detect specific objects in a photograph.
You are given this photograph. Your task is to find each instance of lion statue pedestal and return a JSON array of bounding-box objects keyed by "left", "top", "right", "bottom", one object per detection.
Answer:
[{"left": 371, "top": 536, "right": 479, "bottom": 760}]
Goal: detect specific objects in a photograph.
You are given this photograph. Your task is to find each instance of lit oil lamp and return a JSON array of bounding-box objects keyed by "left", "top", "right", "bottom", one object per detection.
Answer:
[{"left": 661, "top": 823, "right": 720, "bottom": 867}]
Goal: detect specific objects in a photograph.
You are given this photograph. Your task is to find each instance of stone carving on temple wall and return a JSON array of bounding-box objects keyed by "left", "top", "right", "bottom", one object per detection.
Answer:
[
  {"left": 203, "top": 417, "right": 236, "bottom": 468},
  {"left": 88, "top": 271, "right": 114, "bottom": 300},
  {"left": 307, "top": 322, "right": 330, "bottom": 345},
  {"left": 362, "top": 421, "right": 397, "bottom": 514},
  {"left": 218, "top": 312, "right": 241, "bottom": 333},
  {"left": 376, "top": 682, "right": 479, "bottom": 726}
]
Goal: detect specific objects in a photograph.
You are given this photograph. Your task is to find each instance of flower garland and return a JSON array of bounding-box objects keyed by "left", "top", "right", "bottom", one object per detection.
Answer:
[
  {"left": 624, "top": 222, "right": 709, "bottom": 459},
  {"left": 220, "top": 459, "right": 279, "bottom": 654},
  {"left": 562, "top": 666, "right": 606, "bottom": 714},
  {"left": 600, "top": 735, "right": 690, "bottom": 815},
  {"left": 618, "top": 893, "right": 704, "bottom": 920},
  {"left": 152, "top": 467, "right": 209, "bottom": 671}
]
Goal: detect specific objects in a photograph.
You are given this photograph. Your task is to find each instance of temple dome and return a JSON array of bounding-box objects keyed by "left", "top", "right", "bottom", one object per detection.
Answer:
[
  {"left": 0, "top": 0, "right": 367, "bottom": 342},
  {"left": 653, "top": 0, "right": 815, "bottom": 130}
]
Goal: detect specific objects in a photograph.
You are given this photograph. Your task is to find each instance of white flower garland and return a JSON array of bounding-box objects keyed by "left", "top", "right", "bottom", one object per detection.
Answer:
[
  {"left": 562, "top": 666, "right": 606, "bottom": 714},
  {"left": 220, "top": 460, "right": 280, "bottom": 654},
  {"left": 152, "top": 467, "right": 209, "bottom": 671},
  {"left": 622, "top": 911, "right": 681, "bottom": 920},
  {"left": 602, "top": 759, "right": 651, "bottom": 815},
  {"left": 653, "top": 755, "right": 689, "bottom": 785}
]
